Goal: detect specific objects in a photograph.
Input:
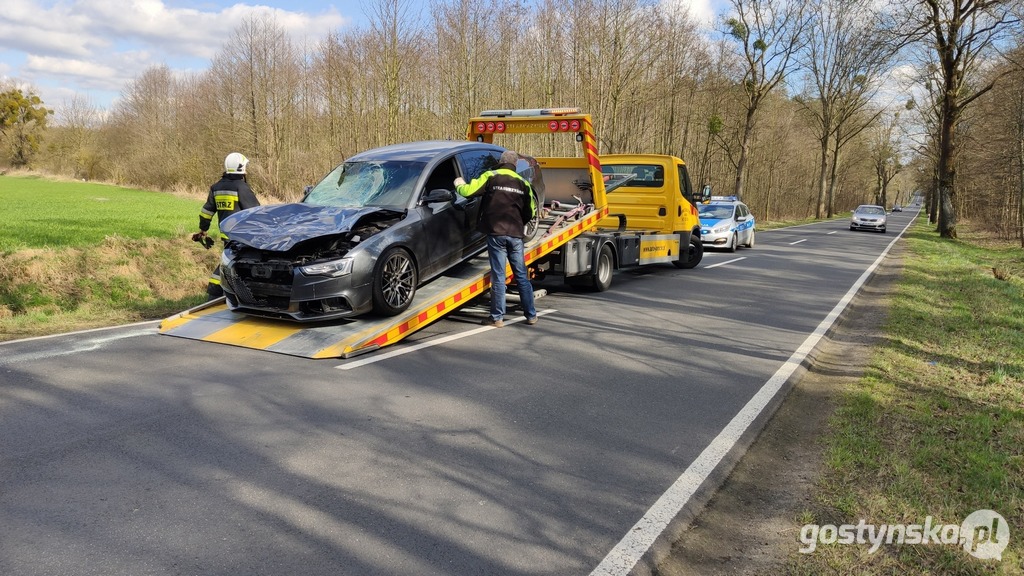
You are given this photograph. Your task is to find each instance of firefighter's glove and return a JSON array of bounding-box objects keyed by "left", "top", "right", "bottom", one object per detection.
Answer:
[{"left": 192, "top": 232, "right": 215, "bottom": 249}]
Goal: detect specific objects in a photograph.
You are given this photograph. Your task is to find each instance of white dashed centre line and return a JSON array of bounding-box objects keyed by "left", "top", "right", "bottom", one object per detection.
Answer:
[{"left": 704, "top": 257, "right": 745, "bottom": 269}]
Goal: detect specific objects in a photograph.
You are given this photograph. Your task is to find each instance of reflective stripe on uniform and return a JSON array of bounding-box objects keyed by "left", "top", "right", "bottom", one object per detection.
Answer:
[{"left": 214, "top": 193, "right": 239, "bottom": 211}]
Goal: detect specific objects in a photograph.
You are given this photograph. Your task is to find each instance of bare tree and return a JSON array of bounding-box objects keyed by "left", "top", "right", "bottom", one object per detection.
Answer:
[
  {"left": 722, "top": 0, "right": 809, "bottom": 201},
  {"left": 210, "top": 14, "right": 303, "bottom": 199},
  {"left": 798, "top": 0, "right": 892, "bottom": 217},
  {"left": 49, "top": 94, "right": 102, "bottom": 179},
  {"left": 869, "top": 111, "right": 903, "bottom": 208},
  {"left": 892, "top": 0, "right": 1021, "bottom": 238},
  {"left": 365, "top": 0, "right": 427, "bottom": 145}
]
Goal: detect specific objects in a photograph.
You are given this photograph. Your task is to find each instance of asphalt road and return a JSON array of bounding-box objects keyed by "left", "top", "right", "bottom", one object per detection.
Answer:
[{"left": 0, "top": 208, "right": 918, "bottom": 576}]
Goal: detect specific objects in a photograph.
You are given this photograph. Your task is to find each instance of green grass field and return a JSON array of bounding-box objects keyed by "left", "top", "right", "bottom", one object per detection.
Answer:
[{"left": 0, "top": 174, "right": 206, "bottom": 252}]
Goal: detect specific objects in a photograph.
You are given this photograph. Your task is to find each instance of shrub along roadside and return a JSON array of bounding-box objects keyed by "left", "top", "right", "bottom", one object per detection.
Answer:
[{"left": 790, "top": 220, "right": 1024, "bottom": 574}]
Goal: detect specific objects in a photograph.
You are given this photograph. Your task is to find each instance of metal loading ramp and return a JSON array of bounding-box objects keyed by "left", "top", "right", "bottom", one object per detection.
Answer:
[{"left": 159, "top": 206, "right": 606, "bottom": 359}]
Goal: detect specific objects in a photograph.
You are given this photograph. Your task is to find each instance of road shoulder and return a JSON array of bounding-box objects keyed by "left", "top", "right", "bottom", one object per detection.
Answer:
[{"left": 654, "top": 243, "right": 904, "bottom": 575}]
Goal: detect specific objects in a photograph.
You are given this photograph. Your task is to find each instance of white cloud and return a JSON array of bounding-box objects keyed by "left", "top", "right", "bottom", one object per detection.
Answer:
[
  {"left": 0, "top": 0, "right": 353, "bottom": 107},
  {"left": 662, "top": 0, "right": 719, "bottom": 29}
]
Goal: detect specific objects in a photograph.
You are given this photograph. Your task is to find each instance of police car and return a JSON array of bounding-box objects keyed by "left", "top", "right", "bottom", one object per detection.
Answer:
[{"left": 698, "top": 196, "right": 755, "bottom": 252}]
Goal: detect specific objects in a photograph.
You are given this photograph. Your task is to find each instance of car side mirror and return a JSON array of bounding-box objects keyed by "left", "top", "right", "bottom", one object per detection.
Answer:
[
  {"left": 423, "top": 188, "right": 454, "bottom": 204},
  {"left": 302, "top": 185, "right": 313, "bottom": 201},
  {"left": 699, "top": 184, "right": 712, "bottom": 203}
]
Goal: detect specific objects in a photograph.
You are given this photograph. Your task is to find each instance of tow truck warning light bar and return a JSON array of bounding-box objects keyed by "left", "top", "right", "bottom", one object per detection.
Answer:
[
  {"left": 478, "top": 107, "right": 582, "bottom": 117},
  {"left": 469, "top": 107, "right": 589, "bottom": 143},
  {"left": 471, "top": 118, "right": 583, "bottom": 135}
]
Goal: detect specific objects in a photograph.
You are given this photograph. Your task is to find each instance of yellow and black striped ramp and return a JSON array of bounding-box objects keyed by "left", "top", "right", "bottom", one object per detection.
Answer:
[{"left": 160, "top": 258, "right": 493, "bottom": 359}]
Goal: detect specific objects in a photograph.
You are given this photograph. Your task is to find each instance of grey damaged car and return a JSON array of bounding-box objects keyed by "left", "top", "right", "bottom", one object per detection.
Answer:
[{"left": 218, "top": 140, "right": 543, "bottom": 322}]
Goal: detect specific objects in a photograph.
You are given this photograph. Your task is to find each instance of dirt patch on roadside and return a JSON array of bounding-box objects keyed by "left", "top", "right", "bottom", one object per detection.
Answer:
[{"left": 654, "top": 244, "right": 904, "bottom": 576}]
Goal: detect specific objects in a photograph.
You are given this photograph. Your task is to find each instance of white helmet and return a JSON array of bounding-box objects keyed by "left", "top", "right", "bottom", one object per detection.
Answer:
[{"left": 224, "top": 152, "right": 249, "bottom": 174}]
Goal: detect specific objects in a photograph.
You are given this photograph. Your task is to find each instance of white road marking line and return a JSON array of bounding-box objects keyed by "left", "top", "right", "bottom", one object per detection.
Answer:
[
  {"left": 0, "top": 320, "right": 160, "bottom": 346},
  {"left": 827, "top": 231, "right": 837, "bottom": 235},
  {"left": 704, "top": 257, "right": 745, "bottom": 269},
  {"left": 789, "top": 238, "right": 807, "bottom": 245},
  {"left": 0, "top": 328, "right": 158, "bottom": 365},
  {"left": 589, "top": 215, "right": 915, "bottom": 576},
  {"left": 337, "top": 309, "right": 557, "bottom": 370}
]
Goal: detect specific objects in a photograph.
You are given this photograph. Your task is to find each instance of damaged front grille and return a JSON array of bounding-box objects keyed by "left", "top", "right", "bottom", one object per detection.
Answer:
[{"left": 223, "top": 258, "right": 294, "bottom": 309}]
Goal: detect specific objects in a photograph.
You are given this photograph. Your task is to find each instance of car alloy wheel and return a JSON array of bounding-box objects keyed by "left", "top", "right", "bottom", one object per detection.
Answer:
[{"left": 373, "top": 247, "right": 417, "bottom": 316}]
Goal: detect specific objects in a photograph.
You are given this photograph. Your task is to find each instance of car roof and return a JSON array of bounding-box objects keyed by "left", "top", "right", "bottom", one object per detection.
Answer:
[{"left": 348, "top": 140, "right": 504, "bottom": 163}]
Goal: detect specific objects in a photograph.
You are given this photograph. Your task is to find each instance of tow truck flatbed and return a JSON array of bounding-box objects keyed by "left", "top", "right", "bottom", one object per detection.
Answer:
[{"left": 159, "top": 206, "right": 604, "bottom": 358}]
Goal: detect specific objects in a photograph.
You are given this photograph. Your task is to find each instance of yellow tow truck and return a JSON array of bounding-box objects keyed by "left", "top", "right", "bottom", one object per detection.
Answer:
[{"left": 470, "top": 109, "right": 707, "bottom": 291}]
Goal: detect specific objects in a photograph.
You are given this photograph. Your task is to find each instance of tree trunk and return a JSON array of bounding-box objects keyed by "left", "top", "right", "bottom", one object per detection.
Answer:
[
  {"left": 929, "top": 170, "right": 939, "bottom": 224},
  {"left": 936, "top": 102, "right": 958, "bottom": 238},
  {"left": 816, "top": 135, "right": 828, "bottom": 219},
  {"left": 1019, "top": 130, "right": 1024, "bottom": 247},
  {"left": 734, "top": 106, "right": 755, "bottom": 201},
  {"left": 827, "top": 140, "right": 841, "bottom": 218}
]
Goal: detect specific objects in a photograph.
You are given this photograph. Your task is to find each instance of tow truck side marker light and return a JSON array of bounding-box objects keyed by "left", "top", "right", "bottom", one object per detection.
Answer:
[{"left": 336, "top": 310, "right": 557, "bottom": 370}]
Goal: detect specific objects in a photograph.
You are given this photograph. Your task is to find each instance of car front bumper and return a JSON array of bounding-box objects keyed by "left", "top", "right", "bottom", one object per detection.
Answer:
[
  {"left": 850, "top": 220, "right": 886, "bottom": 231},
  {"left": 700, "top": 229, "right": 733, "bottom": 245},
  {"left": 221, "top": 256, "right": 375, "bottom": 322}
]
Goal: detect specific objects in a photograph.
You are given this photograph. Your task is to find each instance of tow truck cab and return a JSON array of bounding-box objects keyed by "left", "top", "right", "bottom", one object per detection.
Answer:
[{"left": 598, "top": 153, "right": 706, "bottom": 237}]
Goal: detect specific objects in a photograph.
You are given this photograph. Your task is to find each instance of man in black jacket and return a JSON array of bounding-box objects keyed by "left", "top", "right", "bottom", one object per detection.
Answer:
[
  {"left": 455, "top": 150, "right": 538, "bottom": 327},
  {"left": 195, "top": 152, "right": 260, "bottom": 299}
]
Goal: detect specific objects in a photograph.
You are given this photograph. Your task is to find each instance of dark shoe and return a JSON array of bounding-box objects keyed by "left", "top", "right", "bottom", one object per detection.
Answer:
[
  {"left": 481, "top": 318, "right": 504, "bottom": 328},
  {"left": 526, "top": 316, "right": 538, "bottom": 325}
]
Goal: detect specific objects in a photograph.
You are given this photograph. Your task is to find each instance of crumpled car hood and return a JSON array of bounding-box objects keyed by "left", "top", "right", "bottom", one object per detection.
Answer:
[{"left": 220, "top": 203, "right": 390, "bottom": 252}]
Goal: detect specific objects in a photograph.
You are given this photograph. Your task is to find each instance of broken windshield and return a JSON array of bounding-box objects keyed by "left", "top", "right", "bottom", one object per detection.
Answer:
[{"left": 304, "top": 160, "right": 425, "bottom": 209}]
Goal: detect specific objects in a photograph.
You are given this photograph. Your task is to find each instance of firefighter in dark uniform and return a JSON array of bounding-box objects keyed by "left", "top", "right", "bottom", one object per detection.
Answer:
[{"left": 194, "top": 152, "right": 260, "bottom": 299}]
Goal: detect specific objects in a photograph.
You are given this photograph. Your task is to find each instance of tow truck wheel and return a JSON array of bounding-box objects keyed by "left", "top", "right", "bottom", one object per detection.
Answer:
[
  {"left": 675, "top": 235, "right": 703, "bottom": 269},
  {"left": 591, "top": 244, "right": 614, "bottom": 292},
  {"left": 372, "top": 247, "right": 417, "bottom": 316}
]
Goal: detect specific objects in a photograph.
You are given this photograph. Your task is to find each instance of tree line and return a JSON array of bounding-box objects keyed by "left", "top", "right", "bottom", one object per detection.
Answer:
[{"left": 2, "top": 0, "right": 1022, "bottom": 240}]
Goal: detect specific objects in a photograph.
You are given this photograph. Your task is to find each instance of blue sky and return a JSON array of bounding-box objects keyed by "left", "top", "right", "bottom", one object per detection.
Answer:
[{"left": 0, "top": 0, "right": 720, "bottom": 117}]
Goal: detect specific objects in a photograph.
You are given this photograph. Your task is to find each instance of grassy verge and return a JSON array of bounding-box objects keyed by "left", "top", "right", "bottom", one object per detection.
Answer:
[
  {"left": 0, "top": 174, "right": 216, "bottom": 339},
  {"left": 790, "top": 219, "right": 1024, "bottom": 574}
]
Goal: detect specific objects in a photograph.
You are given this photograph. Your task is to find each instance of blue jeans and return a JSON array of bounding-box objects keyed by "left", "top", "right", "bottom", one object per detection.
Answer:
[{"left": 486, "top": 235, "right": 536, "bottom": 321}]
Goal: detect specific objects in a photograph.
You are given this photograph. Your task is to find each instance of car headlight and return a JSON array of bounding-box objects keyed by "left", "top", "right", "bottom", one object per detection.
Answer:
[
  {"left": 221, "top": 251, "right": 232, "bottom": 267},
  {"left": 300, "top": 258, "right": 353, "bottom": 277},
  {"left": 713, "top": 224, "right": 731, "bottom": 233}
]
